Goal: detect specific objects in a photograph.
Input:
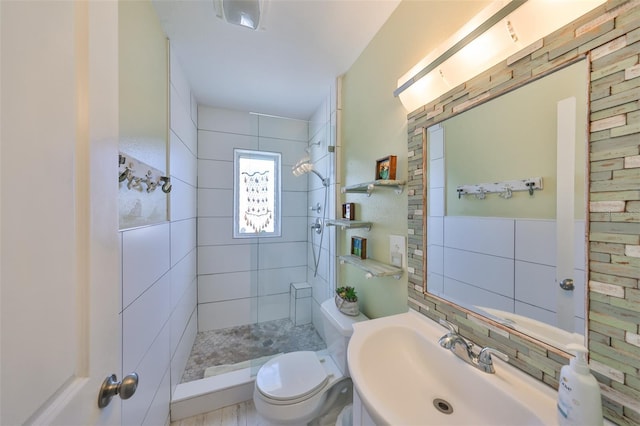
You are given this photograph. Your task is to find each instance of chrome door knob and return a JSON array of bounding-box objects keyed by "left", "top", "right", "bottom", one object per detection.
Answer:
[
  {"left": 97, "top": 372, "right": 139, "bottom": 408},
  {"left": 559, "top": 278, "right": 575, "bottom": 291}
]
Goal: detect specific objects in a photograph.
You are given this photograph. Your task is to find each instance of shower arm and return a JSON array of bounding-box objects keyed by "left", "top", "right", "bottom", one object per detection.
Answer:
[{"left": 310, "top": 169, "right": 330, "bottom": 187}]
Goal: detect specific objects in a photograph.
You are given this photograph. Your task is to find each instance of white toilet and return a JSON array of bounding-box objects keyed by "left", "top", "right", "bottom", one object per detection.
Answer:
[{"left": 253, "top": 298, "right": 368, "bottom": 425}]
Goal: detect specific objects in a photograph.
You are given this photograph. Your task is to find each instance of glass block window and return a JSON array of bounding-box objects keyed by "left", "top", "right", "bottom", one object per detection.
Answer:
[{"left": 233, "top": 149, "right": 281, "bottom": 238}]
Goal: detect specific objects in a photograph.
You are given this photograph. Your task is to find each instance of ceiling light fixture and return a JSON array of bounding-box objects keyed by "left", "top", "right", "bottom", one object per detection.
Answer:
[{"left": 214, "top": 0, "right": 266, "bottom": 31}]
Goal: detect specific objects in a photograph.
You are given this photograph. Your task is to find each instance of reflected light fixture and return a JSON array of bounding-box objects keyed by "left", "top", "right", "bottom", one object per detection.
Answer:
[
  {"left": 214, "top": 0, "right": 266, "bottom": 30},
  {"left": 395, "top": 0, "right": 606, "bottom": 112}
]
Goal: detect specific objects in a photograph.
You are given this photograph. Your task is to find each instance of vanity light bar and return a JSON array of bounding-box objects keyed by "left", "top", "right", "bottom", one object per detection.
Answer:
[
  {"left": 456, "top": 177, "right": 542, "bottom": 199},
  {"left": 393, "top": 0, "right": 527, "bottom": 98}
]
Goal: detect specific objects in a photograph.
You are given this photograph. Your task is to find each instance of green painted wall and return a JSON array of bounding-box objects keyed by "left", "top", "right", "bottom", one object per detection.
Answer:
[
  {"left": 340, "top": 1, "right": 491, "bottom": 318},
  {"left": 442, "top": 60, "right": 588, "bottom": 219}
]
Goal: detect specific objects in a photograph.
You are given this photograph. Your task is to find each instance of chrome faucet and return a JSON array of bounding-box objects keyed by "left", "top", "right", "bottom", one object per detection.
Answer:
[{"left": 438, "top": 319, "right": 509, "bottom": 374}]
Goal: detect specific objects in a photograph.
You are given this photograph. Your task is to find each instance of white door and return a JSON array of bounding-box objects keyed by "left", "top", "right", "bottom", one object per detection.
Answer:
[{"left": 1, "top": 2, "right": 123, "bottom": 425}]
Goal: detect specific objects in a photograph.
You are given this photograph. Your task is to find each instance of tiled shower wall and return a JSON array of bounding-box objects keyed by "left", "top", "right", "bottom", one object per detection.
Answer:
[
  {"left": 407, "top": 1, "right": 640, "bottom": 424},
  {"left": 119, "top": 46, "right": 198, "bottom": 425},
  {"left": 308, "top": 84, "right": 340, "bottom": 336},
  {"left": 196, "top": 109, "right": 309, "bottom": 331}
]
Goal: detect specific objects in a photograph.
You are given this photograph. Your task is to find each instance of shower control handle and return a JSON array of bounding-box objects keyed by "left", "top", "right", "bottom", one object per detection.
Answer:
[{"left": 311, "top": 218, "right": 323, "bottom": 234}]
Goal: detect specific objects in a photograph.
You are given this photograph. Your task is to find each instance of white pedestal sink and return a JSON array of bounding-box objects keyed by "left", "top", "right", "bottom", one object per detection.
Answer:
[{"left": 347, "top": 310, "right": 558, "bottom": 425}]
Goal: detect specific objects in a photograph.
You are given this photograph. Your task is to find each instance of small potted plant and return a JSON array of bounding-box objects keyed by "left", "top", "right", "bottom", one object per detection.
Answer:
[{"left": 335, "top": 286, "right": 359, "bottom": 316}]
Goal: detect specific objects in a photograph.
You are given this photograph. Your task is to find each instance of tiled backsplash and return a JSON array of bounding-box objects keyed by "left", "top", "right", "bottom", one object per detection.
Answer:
[{"left": 407, "top": 1, "right": 640, "bottom": 424}]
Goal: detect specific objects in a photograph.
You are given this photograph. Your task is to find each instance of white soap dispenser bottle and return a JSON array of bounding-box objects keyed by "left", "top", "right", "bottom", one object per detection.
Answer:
[{"left": 557, "top": 343, "right": 603, "bottom": 426}]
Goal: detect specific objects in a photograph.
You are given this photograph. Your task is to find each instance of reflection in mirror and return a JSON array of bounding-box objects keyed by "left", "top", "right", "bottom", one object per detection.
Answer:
[{"left": 425, "top": 60, "right": 588, "bottom": 351}]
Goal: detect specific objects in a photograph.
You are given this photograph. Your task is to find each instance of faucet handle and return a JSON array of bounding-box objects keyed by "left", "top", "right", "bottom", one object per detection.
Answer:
[
  {"left": 439, "top": 319, "right": 457, "bottom": 334},
  {"left": 478, "top": 347, "right": 509, "bottom": 364}
]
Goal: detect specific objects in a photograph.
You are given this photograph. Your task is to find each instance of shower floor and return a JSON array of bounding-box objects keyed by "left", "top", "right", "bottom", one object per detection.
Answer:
[{"left": 181, "top": 318, "right": 326, "bottom": 383}]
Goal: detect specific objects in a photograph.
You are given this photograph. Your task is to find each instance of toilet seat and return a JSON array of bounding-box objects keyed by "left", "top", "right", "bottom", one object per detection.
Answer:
[{"left": 256, "top": 351, "right": 329, "bottom": 404}]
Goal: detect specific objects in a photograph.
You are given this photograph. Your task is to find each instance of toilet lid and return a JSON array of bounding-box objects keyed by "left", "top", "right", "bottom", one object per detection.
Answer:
[{"left": 256, "top": 351, "right": 328, "bottom": 401}]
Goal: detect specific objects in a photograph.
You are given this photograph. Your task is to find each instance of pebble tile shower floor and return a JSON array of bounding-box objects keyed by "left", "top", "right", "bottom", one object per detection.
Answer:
[{"left": 181, "top": 318, "right": 326, "bottom": 383}]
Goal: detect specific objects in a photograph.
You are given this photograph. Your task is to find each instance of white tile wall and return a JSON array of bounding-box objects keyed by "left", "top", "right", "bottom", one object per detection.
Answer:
[
  {"left": 123, "top": 272, "right": 171, "bottom": 373},
  {"left": 429, "top": 187, "right": 445, "bottom": 217},
  {"left": 431, "top": 213, "right": 586, "bottom": 334},
  {"left": 258, "top": 115, "right": 308, "bottom": 141},
  {"left": 515, "top": 219, "right": 556, "bottom": 265},
  {"left": 198, "top": 244, "right": 259, "bottom": 275},
  {"left": 198, "top": 159, "right": 234, "bottom": 189},
  {"left": 257, "top": 293, "right": 291, "bottom": 322},
  {"left": 444, "top": 216, "right": 514, "bottom": 258},
  {"left": 443, "top": 276, "right": 515, "bottom": 312},
  {"left": 198, "top": 131, "right": 258, "bottom": 160},
  {"left": 170, "top": 85, "right": 197, "bottom": 155},
  {"left": 120, "top": 45, "right": 198, "bottom": 425},
  {"left": 515, "top": 260, "right": 556, "bottom": 310},
  {"left": 170, "top": 131, "right": 197, "bottom": 186},
  {"left": 307, "top": 84, "right": 338, "bottom": 333},
  {"left": 197, "top": 106, "right": 258, "bottom": 135},
  {"left": 443, "top": 247, "right": 514, "bottom": 297},
  {"left": 171, "top": 219, "right": 197, "bottom": 267},
  {"left": 258, "top": 242, "right": 307, "bottom": 269},
  {"left": 142, "top": 369, "right": 171, "bottom": 426},
  {"left": 198, "top": 271, "right": 258, "bottom": 303},
  {"left": 122, "top": 224, "right": 171, "bottom": 309},
  {"left": 122, "top": 324, "right": 171, "bottom": 426},
  {"left": 170, "top": 178, "right": 197, "bottom": 222},
  {"left": 258, "top": 266, "right": 306, "bottom": 296},
  {"left": 198, "top": 188, "right": 233, "bottom": 217},
  {"left": 198, "top": 298, "right": 257, "bottom": 330},
  {"left": 427, "top": 272, "right": 444, "bottom": 296}
]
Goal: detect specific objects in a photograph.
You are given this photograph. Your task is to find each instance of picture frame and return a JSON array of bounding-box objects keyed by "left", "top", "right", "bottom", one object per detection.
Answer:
[
  {"left": 351, "top": 236, "right": 367, "bottom": 259},
  {"left": 375, "top": 155, "right": 397, "bottom": 180},
  {"left": 342, "top": 202, "right": 355, "bottom": 220}
]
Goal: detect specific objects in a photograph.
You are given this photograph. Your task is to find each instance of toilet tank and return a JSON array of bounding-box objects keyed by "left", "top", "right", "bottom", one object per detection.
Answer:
[{"left": 320, "top": 298, "right": 368, "bottom": 375}]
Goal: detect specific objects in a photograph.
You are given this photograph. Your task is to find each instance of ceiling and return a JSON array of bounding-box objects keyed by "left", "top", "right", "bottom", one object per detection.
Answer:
[{"left": 152, "top": 0, "right": 402, "bottom": 120}]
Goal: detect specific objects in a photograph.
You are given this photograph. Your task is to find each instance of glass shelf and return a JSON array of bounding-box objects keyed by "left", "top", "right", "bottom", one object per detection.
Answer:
[
  {"left": 325, "top": 219, "right": 372, "bottom": 231},
  {"left": 338, "top": 255, "right": 403, "bottom": 280},
  {"left": 341, "top": 179, "right": 406, "bottom": 197}
]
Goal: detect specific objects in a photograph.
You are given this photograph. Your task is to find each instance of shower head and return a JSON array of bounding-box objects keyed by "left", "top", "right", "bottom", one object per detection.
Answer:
[{"left": 292, "top": 156, "right": 329, "bottom": 187}]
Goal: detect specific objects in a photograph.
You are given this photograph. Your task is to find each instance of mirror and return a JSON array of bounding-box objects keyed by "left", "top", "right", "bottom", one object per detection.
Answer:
[{"left": 425, "top": 60, "right": 588, "bottom": 350}]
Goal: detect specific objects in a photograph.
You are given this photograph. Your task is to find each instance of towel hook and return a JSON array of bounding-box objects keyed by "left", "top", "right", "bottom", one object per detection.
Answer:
[
  {"left": 160, "top": 176, "right": 172, "bottom": 193},
  {"left": 500, "top": 186, "right": 512, "bottom": 199},
  {"left": 526, "top": 181, "right": 535, "bottom": 196}
]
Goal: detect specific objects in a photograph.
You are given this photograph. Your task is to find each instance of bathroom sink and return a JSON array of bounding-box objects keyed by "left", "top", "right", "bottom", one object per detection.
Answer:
[{"left": 347, "top": 311, "right": 557, "bottom": 425}]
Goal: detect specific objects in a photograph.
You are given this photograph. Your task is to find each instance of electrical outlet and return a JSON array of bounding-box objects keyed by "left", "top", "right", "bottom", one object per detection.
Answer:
[{"left": 389, "top": 235, "right": 406, "bottom": 268}]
